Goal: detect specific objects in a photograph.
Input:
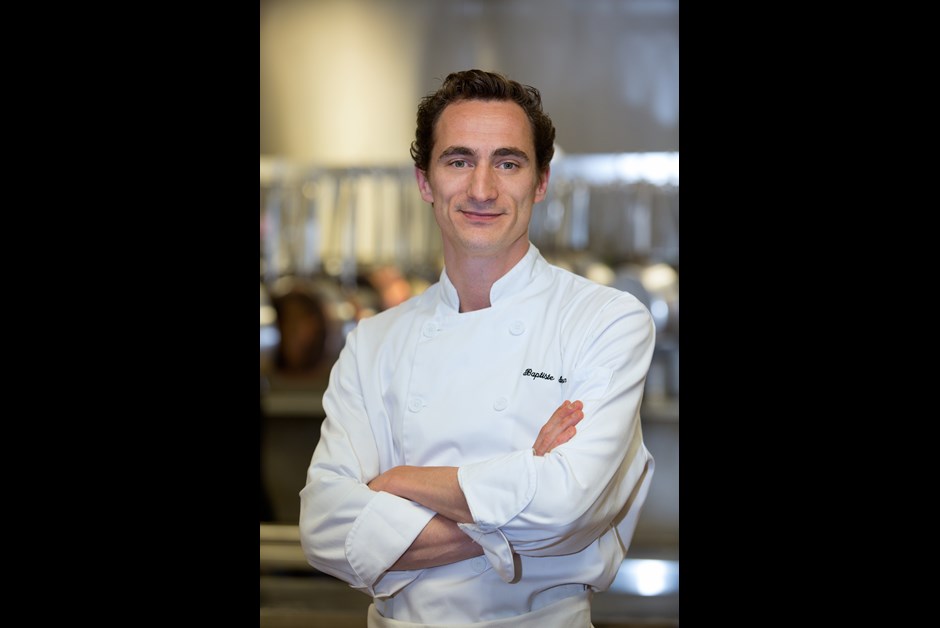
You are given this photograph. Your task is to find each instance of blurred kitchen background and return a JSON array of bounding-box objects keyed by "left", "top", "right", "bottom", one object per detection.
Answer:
[{"left": 259, "top": 1, "right": 679, "bottom": 626}]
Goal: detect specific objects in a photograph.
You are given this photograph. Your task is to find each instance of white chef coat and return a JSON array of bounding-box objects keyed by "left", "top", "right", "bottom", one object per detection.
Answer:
[{"left": 299, "top": 243, "right": 656, "bottom": 626}]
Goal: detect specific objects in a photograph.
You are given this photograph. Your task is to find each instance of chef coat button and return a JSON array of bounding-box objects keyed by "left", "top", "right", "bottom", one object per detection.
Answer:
[
  {"left": 509, "top": 320, "right": 525, "bottom": 335},
  {"left": 408, "top": 397, "right": 424, "bottom": 412},
  {"left": 471, "top": 557, "right": 487, "bottom": 573},
  {"left": 494, "top": 397, "right": 508, "bottom": 411},
  {"left": 422, "top": 321, "right": 439, "bottom": 338}
]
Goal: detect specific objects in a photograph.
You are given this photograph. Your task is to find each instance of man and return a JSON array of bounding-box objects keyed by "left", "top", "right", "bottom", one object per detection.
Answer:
[{"left": 299, "top": 69, "right": 656, "bottom": 627}]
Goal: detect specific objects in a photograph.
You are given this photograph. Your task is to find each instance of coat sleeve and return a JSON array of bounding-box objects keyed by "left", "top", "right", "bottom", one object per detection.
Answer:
[
  {"left": 298, "top": 329, "right": 436, "bottom": 598},
  {"left": 457, "top": 293, "right": 656, "bottom": 578}
]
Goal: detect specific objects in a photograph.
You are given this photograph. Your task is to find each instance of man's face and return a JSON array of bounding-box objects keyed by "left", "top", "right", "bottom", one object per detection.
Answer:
[{"left": 416, "top": 99, "right": 550, "bottom": 263}]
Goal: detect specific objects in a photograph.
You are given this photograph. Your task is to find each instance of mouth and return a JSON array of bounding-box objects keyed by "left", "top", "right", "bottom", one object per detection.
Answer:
[{"left": 458, "top": 209, "right": 503, "bottom": 221}]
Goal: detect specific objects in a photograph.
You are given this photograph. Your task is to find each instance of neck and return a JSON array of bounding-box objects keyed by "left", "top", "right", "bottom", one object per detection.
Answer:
[{"left": 443, "top": 241, "right": 529, "bottom": 313}]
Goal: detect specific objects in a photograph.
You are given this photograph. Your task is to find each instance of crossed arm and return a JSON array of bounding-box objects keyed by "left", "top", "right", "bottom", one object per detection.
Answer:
[{"left": 366, "top": 399, "right": 584, "bottom": 570}]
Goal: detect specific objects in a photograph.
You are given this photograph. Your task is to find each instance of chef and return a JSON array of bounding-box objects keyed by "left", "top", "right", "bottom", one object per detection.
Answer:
[{"left": 299, "top": 69, "right": 656, "bottom": 628}]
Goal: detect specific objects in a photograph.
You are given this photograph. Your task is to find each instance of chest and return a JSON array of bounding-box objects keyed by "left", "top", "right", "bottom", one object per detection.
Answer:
[{"left": 385, "top": 308, "right": 574, "bottom": 465}]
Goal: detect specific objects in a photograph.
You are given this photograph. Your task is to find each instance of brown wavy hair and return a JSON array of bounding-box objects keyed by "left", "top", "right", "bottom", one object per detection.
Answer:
[{"left": 410, "top": 69, "right": 556, "bottom": 175}]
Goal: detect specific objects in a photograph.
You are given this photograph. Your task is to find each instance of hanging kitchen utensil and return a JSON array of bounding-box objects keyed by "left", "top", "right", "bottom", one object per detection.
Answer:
[{"left": 267, "top": 170, "right": 353, "bottom": 379}]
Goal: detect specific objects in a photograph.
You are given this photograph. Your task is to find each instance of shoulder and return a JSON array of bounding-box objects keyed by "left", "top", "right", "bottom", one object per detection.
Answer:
[
  {"left": 547, "top": 262, "right": 650, "bottom": 316},
  {"left": 538, "top": 263, "right": 655, "bottom": 353},
  {"left": 351, "top": 282, "right": 438, "bottom": 339}
]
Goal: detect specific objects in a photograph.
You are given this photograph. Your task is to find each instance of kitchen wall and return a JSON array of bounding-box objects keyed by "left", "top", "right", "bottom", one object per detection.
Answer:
[{"left": 260, "top": 0, "right": 679, "bottom": 164}]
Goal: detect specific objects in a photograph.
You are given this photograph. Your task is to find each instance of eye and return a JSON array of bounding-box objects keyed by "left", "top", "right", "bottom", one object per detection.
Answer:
[
  {"left": 498, "top": 162, "right": 518, "bottom": 170},
  {"left": 450, "top": 159, "right": 468, "bottom": 168}
]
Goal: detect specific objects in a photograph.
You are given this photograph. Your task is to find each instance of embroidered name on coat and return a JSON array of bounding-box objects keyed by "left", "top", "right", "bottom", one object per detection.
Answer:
[{"left": 522, "top": 368, "right": 567, "bottom": 383}]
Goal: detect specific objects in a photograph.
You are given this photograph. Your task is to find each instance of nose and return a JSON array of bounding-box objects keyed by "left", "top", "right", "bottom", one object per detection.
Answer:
[{"left": 467, "top": 166, "right": 497, "bottom": 203}]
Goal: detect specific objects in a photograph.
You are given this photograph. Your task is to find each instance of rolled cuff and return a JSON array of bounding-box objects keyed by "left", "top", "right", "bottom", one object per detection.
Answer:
[
  {"left": 346, "top": 490, "right": 436, "bottom": 595},
  {"left": 457, "top": 523, "right": 516, "bottom": 583},
  {"left": 457, "top": 449, "right": 536, "bottom": 530}
]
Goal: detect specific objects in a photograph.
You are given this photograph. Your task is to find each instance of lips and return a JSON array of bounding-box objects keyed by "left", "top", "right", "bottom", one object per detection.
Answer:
[{"left": 459, "top": 210, "right": 503, "bottom": 219}]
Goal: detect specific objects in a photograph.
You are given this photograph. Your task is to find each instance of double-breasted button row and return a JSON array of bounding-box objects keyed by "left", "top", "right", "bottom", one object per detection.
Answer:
[{"left": 422, "top": 319, "right": 523, "bottom": 338}]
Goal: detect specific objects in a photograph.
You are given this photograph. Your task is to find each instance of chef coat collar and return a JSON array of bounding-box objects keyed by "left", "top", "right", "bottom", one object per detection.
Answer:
[{"left": 439, "top": 242, "right": 545, "bottom": 311}]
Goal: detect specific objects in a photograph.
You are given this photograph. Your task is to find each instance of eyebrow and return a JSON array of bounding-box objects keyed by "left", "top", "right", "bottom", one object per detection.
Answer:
[{"left": 437, "top": 146, "right": 531, "bottom": 162}]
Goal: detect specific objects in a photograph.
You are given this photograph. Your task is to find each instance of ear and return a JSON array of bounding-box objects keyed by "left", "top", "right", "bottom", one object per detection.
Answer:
[
  {"left": 534, "top": 165, "right": 551, "bottom": 204},
  {"left": 415, "top": 167, "right": 434, "bottom": 204}
]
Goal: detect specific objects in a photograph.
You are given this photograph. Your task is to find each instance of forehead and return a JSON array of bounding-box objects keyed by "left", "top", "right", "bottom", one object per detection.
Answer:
[{"left": 434, "top": 99, "right": 534, "bottom": 154}]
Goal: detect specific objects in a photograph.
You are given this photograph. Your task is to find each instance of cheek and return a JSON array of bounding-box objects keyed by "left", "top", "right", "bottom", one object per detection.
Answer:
[{"left": 419, "top": 172, "right": 454, "bottom": 206}]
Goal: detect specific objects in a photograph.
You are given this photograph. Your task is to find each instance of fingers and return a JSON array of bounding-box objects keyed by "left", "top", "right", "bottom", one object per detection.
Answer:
[{"left": 532, "top": 400, "right": 584, "bottom": 456}]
